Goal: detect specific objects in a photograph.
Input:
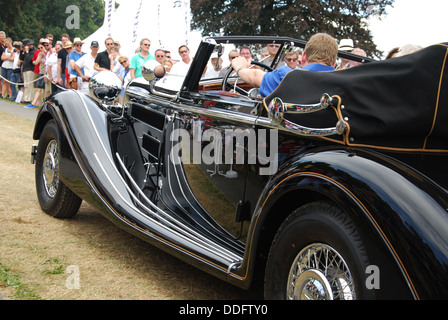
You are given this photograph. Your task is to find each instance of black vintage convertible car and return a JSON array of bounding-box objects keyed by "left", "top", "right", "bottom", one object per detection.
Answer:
[{"left": 31, "top": 36, "right": 448, "bottom": 300}]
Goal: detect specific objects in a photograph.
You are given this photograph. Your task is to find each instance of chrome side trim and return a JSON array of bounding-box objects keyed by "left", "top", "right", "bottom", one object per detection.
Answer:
[
  {"left": 115, "top": 152, "right": 243, "bottom": 263},
  {"left": 266, "top": 96, "right": 347, "bottom": 137},
  {"left": 70, "top": 90, "right": 241, "bottom": 265},
  {"left": 126, "top": 88, "right": 259, "bottom": 126},
  {"left": 282, "top": 93, "right": 334, "bottom": 114}
]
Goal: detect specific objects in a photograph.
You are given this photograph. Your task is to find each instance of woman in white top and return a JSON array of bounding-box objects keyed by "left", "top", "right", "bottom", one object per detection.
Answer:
[
  {"left": 10, "top": 41, "right": 22, "bottom": 101},
  {"left": 1, "top": 37, "right": 15, "bottom": 100}
]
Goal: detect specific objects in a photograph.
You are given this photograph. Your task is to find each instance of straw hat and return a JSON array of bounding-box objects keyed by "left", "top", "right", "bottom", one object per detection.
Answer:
[{"left": 73, "top": 37, "right": 84, "bottom": 44}]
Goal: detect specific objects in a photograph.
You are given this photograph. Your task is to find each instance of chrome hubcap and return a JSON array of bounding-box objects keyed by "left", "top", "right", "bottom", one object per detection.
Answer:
[
  {"left": 42, "top": 140, "right": 59, "bottom": 198},
  {"left": 287, "top": 243, "right": 356, "bottom": 300}
]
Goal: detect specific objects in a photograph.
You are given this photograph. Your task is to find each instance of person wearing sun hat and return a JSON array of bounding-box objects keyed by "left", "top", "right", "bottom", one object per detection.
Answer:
[
  {"left": 338, "top": 38, "right": 354, "bottom": 69},
  {"left": 338, "top": 39, "right": 354, "bottom": 52},
  {"left": 68, "top": 37, "right": 85, "bottom": 89}
]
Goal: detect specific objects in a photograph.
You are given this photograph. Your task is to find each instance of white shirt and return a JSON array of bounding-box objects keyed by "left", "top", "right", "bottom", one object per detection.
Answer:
[
  {"left": 170, "top": 59, "right": 192, "bottom": 76},
  {"left": 75, "top": 53, "right": 97, "bottom": 78},
  {"left": 202, "top": 62, "right": 223, "bottom": 78},
  {"left": 12, "top": 49, "right": 21, "bottom": 70},
  {"left": 46, "top": 52, "right": 59, "bottom": 81},
  {"left": 2, "top": 48, "right": 14, "bottom": 69}
]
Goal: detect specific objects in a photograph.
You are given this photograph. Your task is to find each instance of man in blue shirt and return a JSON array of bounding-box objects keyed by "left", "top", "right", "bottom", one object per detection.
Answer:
[{"left": 231, "top": 33, "right": 338, "bottom": 97}]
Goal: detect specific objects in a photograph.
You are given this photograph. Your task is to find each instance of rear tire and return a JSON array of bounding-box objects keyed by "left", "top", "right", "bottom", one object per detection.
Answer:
[
  {"left": 264, "top": 201, "right": 374, "bottom": 300},
  {"left": 35, "top": 120, "right": 82, "bottom": 218}
]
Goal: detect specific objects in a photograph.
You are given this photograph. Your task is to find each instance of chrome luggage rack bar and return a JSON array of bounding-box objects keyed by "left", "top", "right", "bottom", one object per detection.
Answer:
[{"left": 267, "top": 93, "right": 347, "bottom": 137}]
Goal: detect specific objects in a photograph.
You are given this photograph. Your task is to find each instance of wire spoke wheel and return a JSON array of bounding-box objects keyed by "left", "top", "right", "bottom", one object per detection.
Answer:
[
  {"left": 264, "top": 202, "right": 374, "bottom": 300},
  {"left": 42, "top": 140, "right": 59, "bottom": 198},
  {"left": 287, "top": 243, "right": 355, "bottom": 300},
  {"left": 35, "top": 120, "right": 81, "bottom": 218}
]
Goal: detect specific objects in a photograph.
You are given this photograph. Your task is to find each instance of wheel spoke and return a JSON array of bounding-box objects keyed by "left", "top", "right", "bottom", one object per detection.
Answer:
[
  {"left": 42, "top": 140, "right": 59, "bottom": 198},
  {"left": 287, "top": 243, "right": 356, "bottom": 300}
]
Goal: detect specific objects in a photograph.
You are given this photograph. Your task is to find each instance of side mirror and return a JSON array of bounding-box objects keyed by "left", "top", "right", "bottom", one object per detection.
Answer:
[
  {"left": 142, "top": 60, "right": 166, "bottom": 84},
  {"left": 89, "top": 71, "right": 122, "bottom": 103}
]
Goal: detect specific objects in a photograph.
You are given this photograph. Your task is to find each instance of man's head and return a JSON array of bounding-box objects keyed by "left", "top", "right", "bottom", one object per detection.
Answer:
[
  {"left": 284, "top": 51, "right": 299, "bottom": 69},
  {"left": 164, "top": 50, "right": 171, "bottom": 60},
  {"left": 240, "top": 46, "right": 252, "bottom": 61},
  {"left": 303, "top": 33, "right": 338, "bottom": 67},
  {"left": 178, "top": 45, "right": 190, "bottom": 62},
  {"left": 54, "top": 42, "right": 62, "bottom": 53},
  {"left": 90, "top": 41, "right": 100, "bottom": 54},
  {"left": 0, "top": 31, "right": 6, "bottom": 44},
  {"left": 73, "top": 37, "right": 84, "bottom": 53},
  {"left": 105, "top": 37, "right": 114, "bottom": 52},
  {"left": 349, "top": 48, "right": 367, "bottom": 67},
  {"left": 61, "top": 34, "right": 70, "bottom": 44},
  {"left": 140, "top": 38, "right": 151, "bottom": 54},
  {"left": 267, "top": 43, "right": 280, "bottom": 58},
  {"left": 155, "top": 49, "right": 165, "bottom": 64}
]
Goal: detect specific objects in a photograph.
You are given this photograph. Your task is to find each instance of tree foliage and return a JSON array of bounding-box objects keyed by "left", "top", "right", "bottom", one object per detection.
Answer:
[
  {"left": 191, "top": 0, "right": 395, "bottom": 58},
  {"left": 0, "top": 0, "right": 105, "bottom": 43}
]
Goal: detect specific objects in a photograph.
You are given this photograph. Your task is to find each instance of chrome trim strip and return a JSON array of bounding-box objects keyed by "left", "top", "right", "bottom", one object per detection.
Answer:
[
  {"left": 282, "top": 93, "right": 334, "bottom": 114},
  {"left": 166, "top": 121, "right": 245, "bottom": 254},
  {"left": 127, "top": 88, "right": 259, "bottom": 126},
  {"left": 115, "top": 153, "right": 243, "bottom": 263},
  {"left": 71, "top": 90, "right": 241, "bottom": 264}
]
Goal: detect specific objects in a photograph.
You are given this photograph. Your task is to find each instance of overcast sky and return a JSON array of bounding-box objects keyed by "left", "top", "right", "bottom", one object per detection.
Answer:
[
  {"left": 368, "top": 0, "right": 447, "bottom": 57},
  {"left": 112, "top": 0, "right": 446, "bottom": 59}
]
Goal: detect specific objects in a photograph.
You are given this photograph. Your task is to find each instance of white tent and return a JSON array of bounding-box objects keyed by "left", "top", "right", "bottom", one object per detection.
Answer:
[{"left": 81, "top": 0, "right": 202, "bottom": 61}]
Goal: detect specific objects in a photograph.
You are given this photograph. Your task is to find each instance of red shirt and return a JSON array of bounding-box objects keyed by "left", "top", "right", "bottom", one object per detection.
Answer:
[{"left": 33, "top": 50, "right": 40, "bottom": 74}]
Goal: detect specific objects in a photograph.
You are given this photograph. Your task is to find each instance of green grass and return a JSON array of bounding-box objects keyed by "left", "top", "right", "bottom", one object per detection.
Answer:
[
  {"left": 42, "top": 258, "right": 65, "bottom": 275},
  {"left": 0, "top": 263, "right": 41, "bottom": 300}
]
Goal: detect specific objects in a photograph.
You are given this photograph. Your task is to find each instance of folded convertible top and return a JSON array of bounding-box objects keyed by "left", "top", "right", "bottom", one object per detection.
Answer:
[{"left": 264, "top": 43, "right": 448, "bottom": 152}]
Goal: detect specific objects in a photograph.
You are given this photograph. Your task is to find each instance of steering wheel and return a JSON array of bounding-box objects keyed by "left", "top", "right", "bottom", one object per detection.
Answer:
[{"left": 221, "top": 60, "right": 274, "bottom": 95}]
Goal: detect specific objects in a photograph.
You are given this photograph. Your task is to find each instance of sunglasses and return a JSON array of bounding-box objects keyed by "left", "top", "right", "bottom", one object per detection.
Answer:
[
  {"left": 179, "top": 50, "right": 188, "bottom": 54},
  {"left": 286, "top": 58, "right": 298, "bottom": 62},
  {"left": 120, "top": 59, "right": 128, "bottom": 65},
  {"left": 229, "top": 56, "right": 239, "bottom": 60}
]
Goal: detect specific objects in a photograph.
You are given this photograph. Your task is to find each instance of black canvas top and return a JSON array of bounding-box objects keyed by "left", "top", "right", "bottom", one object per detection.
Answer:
[{"left": 264, "top": 43, "right": 448, "bottom": 152}]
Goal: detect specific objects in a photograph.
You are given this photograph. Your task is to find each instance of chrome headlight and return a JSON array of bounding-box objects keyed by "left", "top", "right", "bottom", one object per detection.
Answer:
[{"left": 89, "top": 71, "right": 122, "bottom": 103}]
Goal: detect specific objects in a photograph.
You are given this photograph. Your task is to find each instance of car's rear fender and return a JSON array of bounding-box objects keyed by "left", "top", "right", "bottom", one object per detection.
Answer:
[{"left": 240, "top": 148, "right": 448, "bottom": 299}]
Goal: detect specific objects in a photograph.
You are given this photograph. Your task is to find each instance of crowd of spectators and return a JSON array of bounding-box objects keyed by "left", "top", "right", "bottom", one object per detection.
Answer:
[
  {"left": 0, "top": 32, "right": 183, "bottom": 108},
  {"left": 0, "top": 30, "right": 423, "bottom": 108}
]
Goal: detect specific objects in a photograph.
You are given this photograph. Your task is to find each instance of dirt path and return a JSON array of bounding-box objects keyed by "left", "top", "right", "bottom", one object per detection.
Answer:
[{"left": 0, "top": 108, "right": 261, "bottom": 300}]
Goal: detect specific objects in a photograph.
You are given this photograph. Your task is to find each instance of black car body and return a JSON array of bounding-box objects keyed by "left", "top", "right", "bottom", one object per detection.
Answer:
[{"left": 32, "top": 36, "right": 448, "bottom": 299}]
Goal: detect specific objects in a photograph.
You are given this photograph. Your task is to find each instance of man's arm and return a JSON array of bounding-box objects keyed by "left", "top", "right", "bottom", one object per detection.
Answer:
[
  {"left": 231, "top": 57, "right": 265, "bottom": 88},
  {"left": 57, "top": 59, "right": 63, "bottom": 85},
  {"left": 94, "top": 54, "right": 110, "bottom": 72}
]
